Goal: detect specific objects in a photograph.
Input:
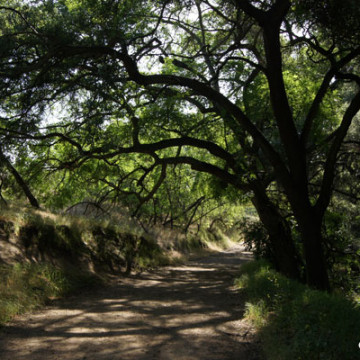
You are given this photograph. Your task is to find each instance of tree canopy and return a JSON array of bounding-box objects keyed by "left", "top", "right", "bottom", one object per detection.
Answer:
[{"left": 0, "top": 0, "right": 360, "bottom": 291}]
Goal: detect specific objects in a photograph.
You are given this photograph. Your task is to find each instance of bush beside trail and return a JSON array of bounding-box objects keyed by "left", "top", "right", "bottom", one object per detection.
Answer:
[{"left": 235, "top": 260, "right": 360, "bottom": 360}]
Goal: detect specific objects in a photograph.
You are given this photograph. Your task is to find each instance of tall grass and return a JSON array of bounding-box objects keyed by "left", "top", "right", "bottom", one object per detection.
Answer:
[
  {"left": 0, "top": 263, "right": 100, "bottom": 326},
  {"left": 235, "top": 260, "right": 360, "bottom": 360}
]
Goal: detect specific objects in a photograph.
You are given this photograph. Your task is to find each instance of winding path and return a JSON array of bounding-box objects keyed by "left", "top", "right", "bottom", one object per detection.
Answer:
[{"left": 0, "top": 245, "right": 262, "bottom": 360}]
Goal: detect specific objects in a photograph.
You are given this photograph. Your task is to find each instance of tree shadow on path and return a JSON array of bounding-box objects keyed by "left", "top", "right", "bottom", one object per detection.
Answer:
[{"left": 0, "top": 245, "right": 263, "bottom": 360}]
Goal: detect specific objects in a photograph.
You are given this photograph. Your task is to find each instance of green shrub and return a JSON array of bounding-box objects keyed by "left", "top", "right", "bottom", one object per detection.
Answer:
[
  {"left": 134, "top": 236, "right": 170, "bottom": 269},
  {"left": 240, "top": 219, "right": 275, "bottom": 262},
  {"left": 235, "top": 260, "right": 360, "bottom": 360}
]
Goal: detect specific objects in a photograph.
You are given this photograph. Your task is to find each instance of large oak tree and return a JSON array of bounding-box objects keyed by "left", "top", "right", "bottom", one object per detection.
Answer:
[{"left": 1, "top": 0, "right": 360, "bottom": 290}]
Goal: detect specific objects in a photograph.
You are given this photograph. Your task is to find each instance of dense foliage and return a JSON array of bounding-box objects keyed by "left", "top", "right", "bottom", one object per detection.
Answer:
[{"left": 0, "top": 0, "right": 359, "bottom": 291}]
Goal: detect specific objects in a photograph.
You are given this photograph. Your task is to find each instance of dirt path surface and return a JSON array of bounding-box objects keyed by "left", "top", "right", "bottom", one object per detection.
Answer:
[{"left": 0, "top": 245, "right": 263, "bottom": 360}]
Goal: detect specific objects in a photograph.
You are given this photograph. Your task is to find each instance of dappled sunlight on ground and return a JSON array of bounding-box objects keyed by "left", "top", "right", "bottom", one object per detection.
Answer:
[{"left": 0, "top": 244, "right": 262, "bottom": 360}]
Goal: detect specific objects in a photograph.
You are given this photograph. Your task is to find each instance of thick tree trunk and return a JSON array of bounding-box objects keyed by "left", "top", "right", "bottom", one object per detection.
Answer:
[
  {"left": 298, "top": 215, "right": 330, "bottom": 291},
  {"left": 251, "top": 187, "right": 303, "bottom": 281}
]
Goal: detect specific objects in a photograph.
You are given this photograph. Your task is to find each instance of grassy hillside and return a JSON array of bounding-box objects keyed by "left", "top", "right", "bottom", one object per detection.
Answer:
[
  {"left": 0, "top": 204, "right": 238, "bottom": 326},
  {"left": 0, "top": 205, "right": 161, "bottom": 325}
]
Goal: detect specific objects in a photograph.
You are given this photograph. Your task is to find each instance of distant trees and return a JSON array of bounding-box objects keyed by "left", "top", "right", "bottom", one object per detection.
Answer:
[{"left": 0, "top": 0, "right": 360, "bottom": 290}]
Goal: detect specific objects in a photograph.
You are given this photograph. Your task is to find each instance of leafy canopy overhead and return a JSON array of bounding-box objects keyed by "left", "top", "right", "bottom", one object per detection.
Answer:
[{"left": 0, "top": 0, "right": 360, "bottom": 290}]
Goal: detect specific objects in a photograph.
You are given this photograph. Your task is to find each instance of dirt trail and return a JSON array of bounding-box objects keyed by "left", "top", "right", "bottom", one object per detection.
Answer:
[{"left": 0, "top": 245, "right": 263, "bottom": 360}]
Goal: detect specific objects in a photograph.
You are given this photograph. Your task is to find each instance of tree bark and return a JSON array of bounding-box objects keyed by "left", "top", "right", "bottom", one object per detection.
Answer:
[
  {"left": 0, "top": 148, "right": 40, "bottom": 209},
  {"left": 298, "top": 213, "right": 330, "bottom": 291},
  {"left": 251, "top": 186, "right": 303, "bottom": 281}
]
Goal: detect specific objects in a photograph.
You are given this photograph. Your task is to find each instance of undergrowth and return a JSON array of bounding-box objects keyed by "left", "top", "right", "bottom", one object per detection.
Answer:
[
  {"left": 235, "top": 260, "right": 360, "bottom": 360},
  {"left": 0, "top": 262, "right": 100, "bottom": 326}
]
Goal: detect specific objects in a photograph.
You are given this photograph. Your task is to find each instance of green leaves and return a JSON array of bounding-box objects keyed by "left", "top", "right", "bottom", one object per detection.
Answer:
[
  {"left": 0, "top": 0, "right": 360, "bottom": 292},
  {"left": 294, "top": 0, "right": 360, "bottom": 48}
]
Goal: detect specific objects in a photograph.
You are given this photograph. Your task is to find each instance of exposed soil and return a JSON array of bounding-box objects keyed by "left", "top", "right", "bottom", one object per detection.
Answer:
[{"left": 0, "top": 245, "right": 263, "bottom": 360}]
